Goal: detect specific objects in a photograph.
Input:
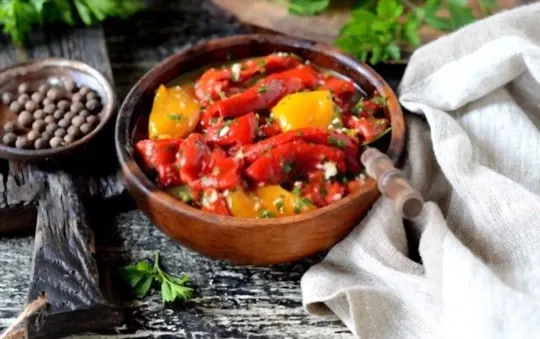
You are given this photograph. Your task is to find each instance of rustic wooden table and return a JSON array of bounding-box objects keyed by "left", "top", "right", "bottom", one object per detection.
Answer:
[{"left": 1, "top": 1, "right": 406, "bottom": 338}]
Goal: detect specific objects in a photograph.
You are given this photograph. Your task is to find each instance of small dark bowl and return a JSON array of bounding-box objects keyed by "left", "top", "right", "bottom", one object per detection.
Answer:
[
  {"left": 116, "top": 34, "right": 405, "bottom": 265},
  {"left": 0, "top": 58, "right": 116, "bottom": 162}
]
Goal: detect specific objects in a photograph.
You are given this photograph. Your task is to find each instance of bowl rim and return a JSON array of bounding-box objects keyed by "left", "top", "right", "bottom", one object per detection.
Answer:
[
  {"left": 115, "top": 33, "right": 405, "bottom": 226},
  {"left": 0, "top": 57, "right": 116, "bottom": 161}
]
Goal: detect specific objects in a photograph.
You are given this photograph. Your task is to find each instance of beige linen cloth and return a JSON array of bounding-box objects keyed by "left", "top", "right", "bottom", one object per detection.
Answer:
[{"left": 301, "top": 3, "right": 540, "bottom": 339}]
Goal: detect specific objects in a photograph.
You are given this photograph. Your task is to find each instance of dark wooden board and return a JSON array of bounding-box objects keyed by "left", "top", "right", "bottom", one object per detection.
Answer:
[{"left": 0, "top": 27, "right": 125, "bottom": 338}]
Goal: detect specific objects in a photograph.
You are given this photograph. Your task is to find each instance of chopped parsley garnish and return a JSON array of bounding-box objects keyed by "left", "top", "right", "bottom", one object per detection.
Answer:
[
  {"left": 292, "top": 186, "right": 301, "bottom": 196},
  {"left": 296, "top": 131, "right": 303, "bottom": 137},
  {"left": 167, "top": 185, "right": 193, "bottom": 204},
  {"left": 371, "top": 96, "right": 388, "bottom": 106},
  {"left": 168, "top": 113, "right": 182, "bottom": 121},
  {"left": 328, "top": 136, "right": 346, "bottom": 148},
  {"left": 258, "top": 208, "right": 276, "bottom": 219},
  {"left": 294, "top": 197, "right": 313, "bottom": 214},
  {"left": 282, "top": 161, "right": 295, "bottom": 175},
  {"left": 217, "top": 89, "right": 227, "bottom": 100},
  {"left": 257, "top": 59, "right": 266, "bottom": 68},
  {"left": 258, "top": 85, "right": 268, "bottom": 93},
  {"left": 274, "top": 195, "right": 285, "bottom": 213}
]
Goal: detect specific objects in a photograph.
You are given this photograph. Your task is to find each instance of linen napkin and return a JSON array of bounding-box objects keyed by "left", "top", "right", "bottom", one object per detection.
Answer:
[{"left": 301, "top": 3, "right": 540, "bottom": 339}]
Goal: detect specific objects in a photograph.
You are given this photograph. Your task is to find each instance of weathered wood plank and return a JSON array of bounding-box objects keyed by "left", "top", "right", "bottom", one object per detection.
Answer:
[{"left": 0, "top": 26, "right": 124, "bottom": 338}]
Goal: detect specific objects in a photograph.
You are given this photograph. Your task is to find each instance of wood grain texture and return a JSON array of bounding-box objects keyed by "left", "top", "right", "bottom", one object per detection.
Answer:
[{"left": 0, "top": 27, "right": 124, "bottom": 338}]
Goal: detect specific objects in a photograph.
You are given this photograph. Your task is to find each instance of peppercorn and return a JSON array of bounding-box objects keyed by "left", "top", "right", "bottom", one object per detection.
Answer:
[
  {"left": 78, "top": 86, "right": 90, "bottom": 96},
  {"left": 64, "top": 134, "right": 75, "bottom": 144},
  {"left": 15, "top": 136, "right": 29, "bottom": 149},
  {"left": 58, "top": 118, "right": 69, "bottom": 129},
  {"left": 80, "top": 123, "right": 93, "bottom": 135},
  {"left": 54, "top": 128, "right": 66, "bottom": 137},
  {"left": 38, "top": 84, "right": 50, "bottom": 94},
  {"left": 71, "top": 93, "right": 83, "bottom": 103},
  {"left": 63, "top": 79, "right": 76, "bottom": 93},
  {"left": 17, "top": 94, "right": 30, "bottom": 105},
  {"left": 18, "top": 83, "right": 30, "bottom": 94},
  {"left": 43, "top": 104, "right": 55, "bottom": 115},
  {"left": 27, "top": 130, "right": 39, "bottom": 142},
  {"left": 32, "top": 119, "right": 46, "bottom": 132},
  {"left": 45, "top": 123, "right": 57, "bottom": 134},
  {"left": 70, "top": 102, "right": 84, "bottom": 113},
  {"left": 41, "top": 131, "right": 52, "bottom": 142},
  {"left": 44, "top": 115, "right": 55, "bottom": 124},
  {"left": 31, "top": 92, "right": 43, "bottom": 103},
  {"left": 53, "top": 110, "right": 64, "bottom": 120},
  {"left": 24, "top": 100, "right": 38, "bottom": 112},
  {"left": 57, "top": 100, "right": 70, "bottom": 111},
  {"left": 34, "top": 138, "right": 48, "bottom": 149},
  {"left": 18, "top": 111, "right": 33, "bottom": 127},
  {"left": 2, "top": 132, "right": 16, "bottom": 146},
  {"left": 2, "top": 92, "right": 13, "bottom": 105},
  {"left": 3, "top": 121, "right": 16, "bottom": 133},
  {"left": 9, "top": 101, "right": 22, "bottom": 114},
  {"left": 86, "top": 99, "right": 100, "bottom": 112},
  {"left": 49, "top": 136, "right": 62, "bottom": 148}
]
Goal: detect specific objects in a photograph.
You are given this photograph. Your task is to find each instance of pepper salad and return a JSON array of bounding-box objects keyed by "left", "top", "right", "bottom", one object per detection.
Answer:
[{"left": 134, "top": 53, "right": 391, "bottom": 218}]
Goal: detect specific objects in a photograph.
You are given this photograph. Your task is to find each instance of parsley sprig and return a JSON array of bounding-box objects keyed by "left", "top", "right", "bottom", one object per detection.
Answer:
[
  {"left": 275, "top": 0, "right": 500, "bottom": 64},
  {"left": 0, "top": 0, "right": 143, "bottom": 44},
  {"left": 121, "top": 252, "right": 193, "bottom": 304}
]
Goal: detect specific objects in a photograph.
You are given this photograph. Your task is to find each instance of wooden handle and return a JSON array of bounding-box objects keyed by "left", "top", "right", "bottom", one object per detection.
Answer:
[{"left": 360, "top": 147, "right": 424, "bottom": 220}]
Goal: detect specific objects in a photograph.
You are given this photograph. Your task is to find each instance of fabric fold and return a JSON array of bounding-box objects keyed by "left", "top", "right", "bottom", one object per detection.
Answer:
[{"left": 301, "top": 3, "right": 540, "bottom": 338}]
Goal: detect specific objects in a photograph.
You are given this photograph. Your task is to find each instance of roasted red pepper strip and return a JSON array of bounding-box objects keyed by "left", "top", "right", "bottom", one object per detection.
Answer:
[
  {"left": 155, "top": 163, "right": 183, "bottom": 188},
  {"left": 194, "top": 54, "right": 301, "bottom": 104},
  {"left": 177, "top": 133, "right": 212, "bottom": 184},
  {"left": 238, "top": 127, "right": 359, "bottom": 169},
  {"left": 302, "top": 171, "right": 346, "bottom": 207},
  {"left": 320, "top": 76, "right": 356, "bottom": 111},
  {"left": 200, "top": 189, "right": 231, "bottom": 216},
  {"left": 135, "top": 138, "right": 183, "bottom": 170},
  {"left": 245, "top": 142, "right": 346, "bottom": 184},
  {"left": 205, "top": 112, "right": 258, "bottom": 147},
  {"left": 344, "top": 116, "right": 390, "bottom": 143},
  {"left": 190, "top": 148, "right": 242, "bottom": 190},
  {"left": 258, "top": 116, "right": 282, "bottom": 138},
  {"left": 201, "top": 65, "right": 319, "bottom": 126}
]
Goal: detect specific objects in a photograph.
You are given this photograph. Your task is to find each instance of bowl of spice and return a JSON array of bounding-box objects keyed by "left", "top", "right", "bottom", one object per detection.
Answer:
[{"left": 0, "top": 57, "right": 116, "bottom": 161}]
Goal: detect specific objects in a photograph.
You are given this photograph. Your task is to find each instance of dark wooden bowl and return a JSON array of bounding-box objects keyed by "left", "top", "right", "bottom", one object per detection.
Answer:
[
  {"left": 0, "top": 58, "right": 116, "bottom": 162},
  {"left": 115, "top": 34, "right": 405, "bottom": 265}
]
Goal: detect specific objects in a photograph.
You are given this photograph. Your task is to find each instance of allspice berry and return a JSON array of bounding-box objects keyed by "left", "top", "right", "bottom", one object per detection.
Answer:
[
  {"left": 3, "top": 132, "right": 16, "bottom": 146},
  {"left": 70, "top": 102, "right": 84, "bottom": 113},
  {"left": 53, "top": 110, "right": 64, "bottom": 120},
  {"left": 27, "top": 130, "right": 39, "bottom": 142},
  {"left": 2, "top": 92, "right": 13, "bottom": 105},
  {"left": 45, "top": 123, "right": 57, "bottom": 134},
  {"left": 38, "top": 84, "right": 50, "bottom": 94},
  {"left": 3, "top": 121, "right": 16, "bottom": 133},
  {"left": 15, "top": 136, "right": 28, "bottom": 149},
  {"left": 78, "top": 86, "right": 90, "bottom": 96},
  {"left": 71, "top": 115, "right": 85, "bottom": 128},
  {"left": 63, "top": 79, "right": 76, "bottom": 93},
  {"left": 9, "top": 101, "right": 22, "bottom": 114},
  {"left": 67, "top": 125, "right": 80, "bottom": 138},
  {"left": 18, "top": 111, "right": 33, "bottom": 127},
  {"left": 18, "top": 82, "right": 30, "bottom": 94},
  {"left": 46, "top": 88, "right": 62, "bottom": 101},
  {"left": 33, "top": 109, "right": 45, "bottom": 120},
  {"left": 49, "top": 136, "right": 62, "bottom": 148},
  {"left": 58, "top": 118, "right": 69, "bottom": 129},
  {"left": 86, "top": 99, "right": 100, "bottom": 112},
  {"left": 17, "top": 94, "right": 29, "bottom": 105},
  {"left": 24, "top": 100, "right": 38, "bottom": 113},
  {"left": 41, "top": 131, "right": 52, "bottom": 142},
  {"left": 80, "top": 123, "right": 93, "bottom": 135},
  {"left": 54, "top": 128, "right": 66, "bottom": 138},
  {"left": 43, "top": 104, "right": 56, "bottom": 115},
  {"left": 57, "top": 100, "right": 70, "bottom": 111},
  {"left": 34, "top": 138, "right": 47, "bottom": 149},
  {"left": 31, "top": 92, "right": 44, "bottom": 103},
  {"left": 44, "top": 115, "right": 55, "bottom": 124},
  {"left": 64, "top": 134, "right": 75, "bottom": 144},
  {"left": 71, "top": 93, "right": 83, "bottom": 103},
  {"left": 32, "top": 119, "right": 46, "bottom": 132}
]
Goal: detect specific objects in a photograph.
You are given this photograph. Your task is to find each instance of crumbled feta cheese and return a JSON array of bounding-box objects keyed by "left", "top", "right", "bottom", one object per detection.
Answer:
[
  {"left": 234, "top": 150, "right": 244, "bottom": 160},
  {"left": 208, "top": 190, "right": 218, "bottom": 203},
  {"left": 315, "top": 163, "right": 324, "bottom": 170},
  {"left": 179, "top": 157, "right": 186, "bottom": 167},
  {"left": 231, "top": 63, "right": 241, "bottom": 81},
  {"left": 218, "top": 126, "right": 230, "bottom": 137},
  {"left": 323, "top": 161, "right": 338, "bottom": 179},
  {"left": 331, "top": 117, "right": 341, "bottom": 125},
  {"left": 223, "top": 190, "right": 230, "bottom": 197},
  {"left": 359, "top": 173, "right": 367, "bottom": 183},
  {"left": 254, "top": 201, "right": 261, "bottom": 210},
  {"left": 331, "top": 193, "right": 342, "bottom": 201},
  {"left": 276, "top": 52, "right": 288, "bottom": 57},
  {"left": 293, "top": 181, "right": 303, "bottom": 189}
]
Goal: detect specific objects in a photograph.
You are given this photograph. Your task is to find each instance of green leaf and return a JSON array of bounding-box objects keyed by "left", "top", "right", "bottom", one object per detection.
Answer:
[
  {"left": 403, "top": 15, "right": 421, "bottom": 46},
  {"left": 161, "top": 281, "right": 173, "bottom": 303},
  {"left": 376, "top": 0, "right": 403, "bottom": 19},
  {"left": 446, "top": 1, "right": 476, "bottom": 30},
  {"left": 74, "top": 0, "right": 93, "bottom": 25},
  {"left": 277, "top": 0, "right": 330, "bottom": 16},
  {"left": 134, "top": 276, "right": 153, "bottom": 297},
  {"left": 385, "top": 44, "right": 401, "bottom": 60}
]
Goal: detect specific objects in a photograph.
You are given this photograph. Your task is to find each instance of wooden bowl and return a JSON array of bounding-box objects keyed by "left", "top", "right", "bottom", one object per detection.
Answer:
[
  {"left": 0, "top": 58, "right": 116, "bottom": 162},
  {"left": 115, "top": 34, "right": 405, "bottom": 265}
]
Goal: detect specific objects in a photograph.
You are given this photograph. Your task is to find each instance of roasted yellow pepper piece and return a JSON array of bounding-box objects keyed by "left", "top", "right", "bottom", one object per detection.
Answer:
[
  {"left": 270, "top": 90, "right": 334, "bottom": 131},
  {"left": 226, "top": 185, "right": 316, "bottom": 218},
  {"left": 148, "top": 84, "right": 201, "bottom": 140}
]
